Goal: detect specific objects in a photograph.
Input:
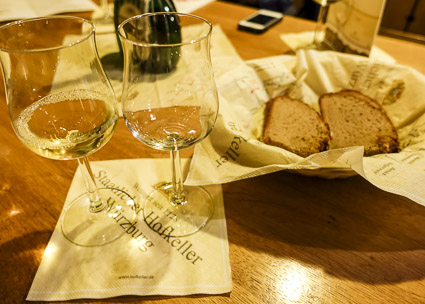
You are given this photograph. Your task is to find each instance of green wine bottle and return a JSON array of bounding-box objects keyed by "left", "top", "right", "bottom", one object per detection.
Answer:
[{"left": 113, "top": 0, "right": 181, "bottom": 73}]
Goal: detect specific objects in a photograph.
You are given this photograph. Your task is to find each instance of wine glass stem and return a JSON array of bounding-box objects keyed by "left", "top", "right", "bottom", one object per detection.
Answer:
[
  {"left": 78, "top": 156, "right": 106, "bottom": 213},
  {"left": 170, "top": 150, "right": 187, "bottom": 206},
  {"left": 313, "top": 4, "right": 330, "bottom": 44}
]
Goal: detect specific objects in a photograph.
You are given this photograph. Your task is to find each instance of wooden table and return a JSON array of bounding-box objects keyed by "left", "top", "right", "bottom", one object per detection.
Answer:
[{"left": 2, "top": 1, "right": 425, "bottom": 303}]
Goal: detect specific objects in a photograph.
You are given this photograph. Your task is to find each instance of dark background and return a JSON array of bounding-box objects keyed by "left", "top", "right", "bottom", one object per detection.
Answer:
[{"left": 221, "top": 0, "right": 425, "bottom": 44}]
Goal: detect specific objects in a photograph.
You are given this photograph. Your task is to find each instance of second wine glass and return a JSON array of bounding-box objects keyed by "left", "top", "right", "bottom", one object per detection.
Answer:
[
  {"left": 118, "top": 12, "right": 219, "bottom": 237},
  {"left": 312, "top": 0, "right": 343, "bottom": 48}
]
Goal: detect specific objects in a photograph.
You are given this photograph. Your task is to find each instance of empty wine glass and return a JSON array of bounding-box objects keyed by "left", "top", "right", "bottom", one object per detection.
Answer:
[
  {"left": 118, "top": 13, "right": 219, "bottom": 237},
  {"left": 0, "top": 16, "right": 136, "bottom": 246}
]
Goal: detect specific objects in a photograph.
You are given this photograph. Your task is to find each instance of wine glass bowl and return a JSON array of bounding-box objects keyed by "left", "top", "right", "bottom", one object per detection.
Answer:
[
  {"left": 119, "top": 13, "right": 219, "bottom": 237},
  {"left": 0, "top": 16, "right": 136, "bottom": 246}
]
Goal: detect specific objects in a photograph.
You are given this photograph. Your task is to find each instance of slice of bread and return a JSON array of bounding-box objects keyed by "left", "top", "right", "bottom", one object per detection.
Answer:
[
  {"left": 319, "top": 89, "right": 399, "bottom": 156},
  {"left": 263, "top": 96, "right": 330, "bottom": 157}
]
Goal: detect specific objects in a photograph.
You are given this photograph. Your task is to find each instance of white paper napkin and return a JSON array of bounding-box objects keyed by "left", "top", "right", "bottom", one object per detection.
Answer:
[
  {"left": 0, "top": 0, "right": 97, "bottom": 22},
  {"left": 27, "top": 158, "right": 232, "bottom": 301},
  {"left": 174, "top": 0, "right": 216, "bottom": 14}
]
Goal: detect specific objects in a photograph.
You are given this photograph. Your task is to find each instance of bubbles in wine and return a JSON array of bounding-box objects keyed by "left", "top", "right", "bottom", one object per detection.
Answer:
[{"left": 14, "top": 89, "right": 117, "bottom": 159}]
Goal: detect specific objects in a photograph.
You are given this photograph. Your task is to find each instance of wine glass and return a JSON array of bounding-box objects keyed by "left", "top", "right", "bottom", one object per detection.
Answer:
[
  {"left": 312, "top": 0, "right": 343, "bottom": 48},
  {"left": 0, "top": 16, "right": 136, "bottom": 246},
  {"left": 118, "top": 13, "right": 219, "bottom": 237}
]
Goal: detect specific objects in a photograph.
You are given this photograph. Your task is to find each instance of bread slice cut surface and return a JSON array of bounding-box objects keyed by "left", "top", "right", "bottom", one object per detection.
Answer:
[
  {"left": 319, "top": 90, "right": 399, "bottom": 156},
  {"left": 263, "top": 96, "right": 330, "bottom": 157}
]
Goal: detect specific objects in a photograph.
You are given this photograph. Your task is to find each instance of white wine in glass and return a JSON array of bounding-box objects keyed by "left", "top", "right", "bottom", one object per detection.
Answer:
[
  {"left": 0, "top": 16, "right": 136, "bottom": 247},
  {"left": 15, "top": 89, "right": 116, "bottom": 159},
  {"left": 119, "top": 13, "right": 219, "bottom": 237}
]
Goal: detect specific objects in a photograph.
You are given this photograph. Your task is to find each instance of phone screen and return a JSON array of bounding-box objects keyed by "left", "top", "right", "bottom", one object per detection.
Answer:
[{"left": 247, "top": 14, "right": 277, "bottom": 25}]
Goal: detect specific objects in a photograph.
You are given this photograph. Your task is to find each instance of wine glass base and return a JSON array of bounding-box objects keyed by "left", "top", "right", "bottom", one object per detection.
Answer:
[
  {"left": 61, "top": 188, "right": 137, "bottom": 247},
  {"left": 143, "top": 183, "right": 214, "bottom": 238},
  {"left": 298, "top": 40, "right": 328, "bottom": 51},
  {"left": 302, "top": 42, "right": 321, "bottom": 50}
]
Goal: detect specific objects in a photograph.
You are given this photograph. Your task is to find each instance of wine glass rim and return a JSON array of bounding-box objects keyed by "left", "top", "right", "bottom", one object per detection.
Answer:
[
  {"left": 0, "top": 16, "right": 95, "bottom": 53},
  {"left": 118, "top": 12, "right": 213, "bottom": 47}
]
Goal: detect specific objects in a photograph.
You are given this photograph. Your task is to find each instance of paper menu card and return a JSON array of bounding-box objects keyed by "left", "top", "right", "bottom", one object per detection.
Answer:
[
  {"left": 184, "top": 49, "right": 425, "bottom": 208},
  {"left": 324, "top": 0, "right": 387, "bottom": 56},
  {"left": 27, "top": 158, "right": 231, "bottom": 301},
  {"left": 0, "top": 0, "right": 97, "bottom": 22}
]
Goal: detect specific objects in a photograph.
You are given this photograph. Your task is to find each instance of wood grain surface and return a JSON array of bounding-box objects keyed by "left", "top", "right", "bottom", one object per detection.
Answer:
[{"left": 2, "top": 2, "right": 425, "bottom": 303}]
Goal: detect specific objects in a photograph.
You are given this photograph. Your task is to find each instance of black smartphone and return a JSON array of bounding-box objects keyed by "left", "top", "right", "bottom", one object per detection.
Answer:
[{"left": 237, "top": 9, "right": 284, "bottom": 34}]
